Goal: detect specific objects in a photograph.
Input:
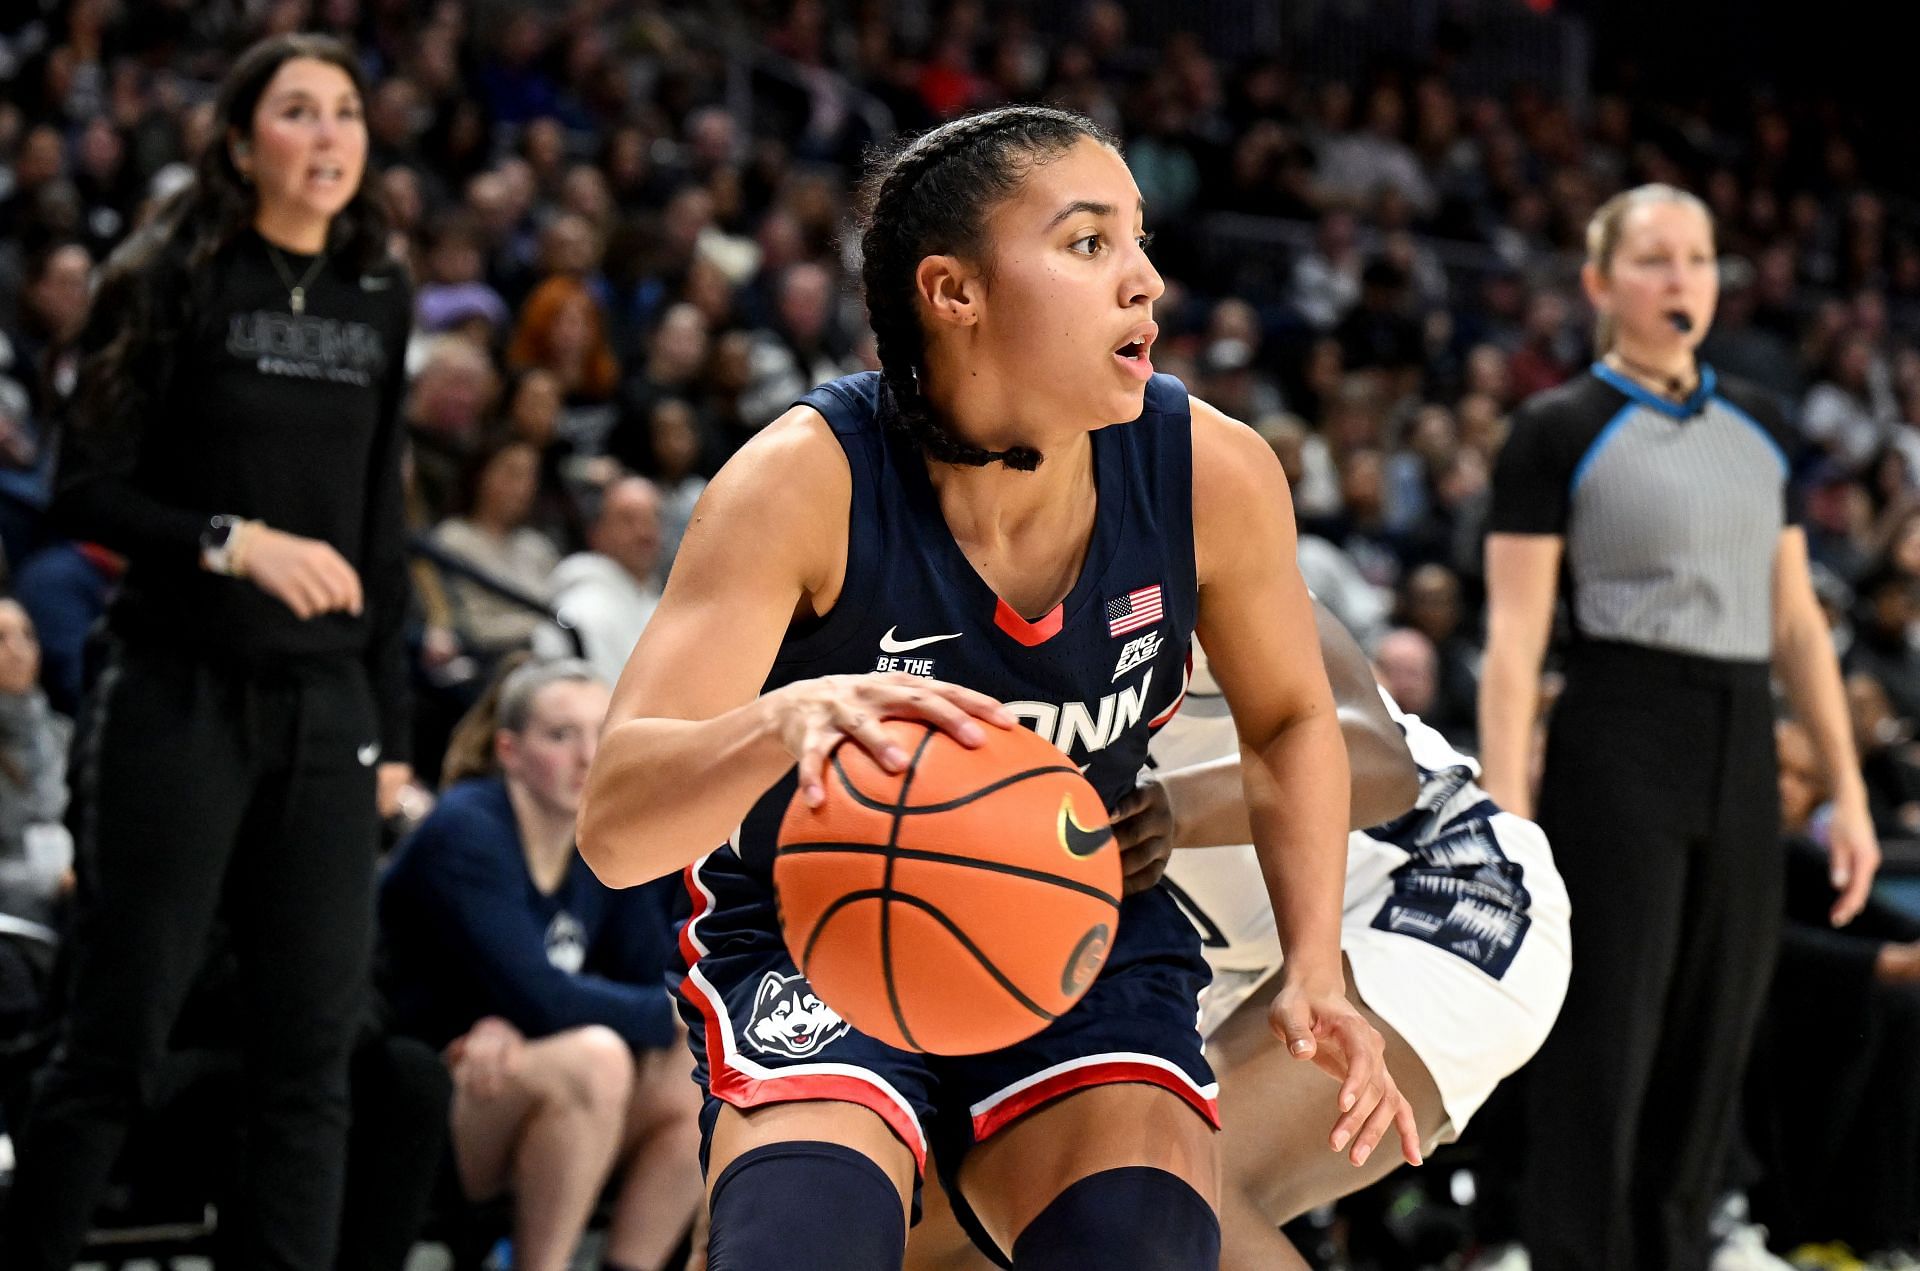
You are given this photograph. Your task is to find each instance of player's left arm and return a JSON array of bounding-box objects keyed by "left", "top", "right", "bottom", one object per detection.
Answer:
[
  {"left": 1189, "top": 396, "right": 1421, "bottom": 1168},
  {"left": 1773, "top": 525, "right": 1879, "bottom": 925}
]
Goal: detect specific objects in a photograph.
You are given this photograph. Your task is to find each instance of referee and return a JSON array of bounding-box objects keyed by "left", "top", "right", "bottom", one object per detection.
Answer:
[
  {"left": 1478, "top": 184, "right": 1880, "bottom": 1271},
  {"left": 2, "top": 36, "right": 418, "bottom": 1270}
]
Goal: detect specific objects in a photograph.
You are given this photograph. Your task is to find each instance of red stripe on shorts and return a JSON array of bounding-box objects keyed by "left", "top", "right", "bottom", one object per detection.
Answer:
[
  {"left": 678, "top": 858, "right": 928, "bottom": 1172},
  {"left": 970, "top": 1059, "right": 1222, "bottom": 1143}
]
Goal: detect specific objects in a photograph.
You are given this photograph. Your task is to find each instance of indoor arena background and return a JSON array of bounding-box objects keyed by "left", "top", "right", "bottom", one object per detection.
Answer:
[{"left": 2, "top": 1, "right": 1918, "bottom": 1268}]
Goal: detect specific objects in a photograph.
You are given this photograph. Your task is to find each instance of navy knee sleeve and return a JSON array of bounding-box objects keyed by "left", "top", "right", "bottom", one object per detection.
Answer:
[
  {"left": 706, "top": 1141, "right": 906, "bottom": 1271},
  {"left": 1012, "top": 1167, "right": 1220, "bottom": 1271}
]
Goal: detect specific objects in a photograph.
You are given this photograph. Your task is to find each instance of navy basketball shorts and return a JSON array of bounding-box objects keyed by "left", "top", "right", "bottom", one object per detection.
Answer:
[{"left": 671, "top": 846, "right": 1219, "bottom": 1209}]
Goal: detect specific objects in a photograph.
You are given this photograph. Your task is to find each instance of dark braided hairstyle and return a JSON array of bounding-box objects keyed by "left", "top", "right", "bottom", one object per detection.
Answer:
[{"left": 855, "top": 106, "right": 1120, "bottom": 471}]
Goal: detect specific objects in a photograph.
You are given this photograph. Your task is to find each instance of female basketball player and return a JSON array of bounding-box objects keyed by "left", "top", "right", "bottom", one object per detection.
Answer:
[
  {"left": 1480, "top": 184, "right": 1876, "bottom": 1270},
  {"left": 904, "top": 601, "right": 1569, "bottom": 1271},
  {"left": 576, "top": 105, "right": 1420, "bottom": 1271}
]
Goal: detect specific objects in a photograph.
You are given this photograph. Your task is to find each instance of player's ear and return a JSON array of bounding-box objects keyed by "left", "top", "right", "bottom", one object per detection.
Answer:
[{"left": 914, "top": 254, "right": 981, "bottom": 330}]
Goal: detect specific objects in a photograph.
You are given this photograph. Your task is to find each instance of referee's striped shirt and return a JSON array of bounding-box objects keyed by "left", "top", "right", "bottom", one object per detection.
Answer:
[{"left": 1488, "top": 362, "right": 1796, "bottom": 662}]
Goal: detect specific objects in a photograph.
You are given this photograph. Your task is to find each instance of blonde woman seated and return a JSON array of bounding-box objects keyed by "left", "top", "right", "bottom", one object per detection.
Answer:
[{"left": 380, "top": 658, "right": 701, "bottom": 1271}]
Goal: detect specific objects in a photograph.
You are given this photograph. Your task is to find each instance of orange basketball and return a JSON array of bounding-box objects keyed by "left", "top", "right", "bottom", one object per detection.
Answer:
[{"left": 774, "top": 719, "right": 1122, "bottom": 1055}]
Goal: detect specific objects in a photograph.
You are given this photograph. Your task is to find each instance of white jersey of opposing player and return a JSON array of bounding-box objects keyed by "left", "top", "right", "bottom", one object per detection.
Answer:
[{"left": 1156, "top": 649, "right": 1570, "bottom": 1130}]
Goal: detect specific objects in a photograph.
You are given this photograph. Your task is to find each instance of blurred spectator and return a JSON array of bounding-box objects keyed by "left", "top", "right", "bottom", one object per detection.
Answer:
[
  {"left": 2, "top": 239, "right": 89, "bottom": 420},
  {"left": 506, "top": 276, "right": 620, "bottom": 455},
  {"left": 1845, "top": 672, "right": 1920, "bottom": 839},
  {"left": 1803, "top": 333, "right": 1899, "bottom": 470},
  {"left": 634, "top": 396, "right": 708, "bottom": 572},
  {"left": 502, "top": 366, "right": 589, "bottom": 554},
  {"left": 1505, "top": 291, "right": 1578, "bottom": 401},
  {"left": 1314, "top": 83, "right": 1434, "bottom": 217},
  {"left": 613, "top": 302, "right": 710, "bottom": 459},
  {"left": 0, "top": 597, "right": 69, "bottom": 936},
  {"left": 1804, "top": 464, "right": 1879, "bottom": 584},
  {"left": 536, "top": 476, "right": 664, "bottom": 688},
  {"left": 1746, "top": 720, "right": 1920, "bottom": 1266},
  {"left": 1845, "top": 565, "right": 1920, "bottom": 727},
  {"left": 739, "top": 261, "right": 859, "bottom": 428},
  {"left": 1398, "top": 564, "right": 1479, "bottom": 746},
  {"left": 6, "top": 540, "right": 115, "bottom": 718},
  {"left": 382, "top": 659, "right": 701, "bottom": 1271},
  {"left": 430, "top": 438, "right": 561, "bottom": 659},
  {"left": 1373, "top": 626, "right": 1439, "bottom": 719},
  {"left": 1334, "top": 258, "right": 1423, "bottom": 378},
  {"left": 406, "top": 335, "right": 500, "bottom": 526},
  {"left": 1291, "top": 209, "right": 1364, "bottom": 332}
]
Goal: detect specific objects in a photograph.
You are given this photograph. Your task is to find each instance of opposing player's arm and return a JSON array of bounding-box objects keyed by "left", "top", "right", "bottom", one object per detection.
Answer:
[
  {"left": 1189, "top": 398, "right": 1349, "bottom": 980},
  {"left": 1161, "top": 603, "right": 1417, "bottom": 846},
  {"left": 576, "top": 407, "right": 1010, "bottom": 889}
]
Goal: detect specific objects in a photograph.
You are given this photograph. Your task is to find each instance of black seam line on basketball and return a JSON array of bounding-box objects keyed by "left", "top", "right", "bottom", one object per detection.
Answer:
[
  {"left": 779, "top": 842, "right": 1121, "bottom": 909},
  {"left": 878, "top": 727, "right": 938, "bottom": 1055},
  {"left": 799, "top": 889, "right": 1060, "bottom": 1033},
  {"left": 829, "top": 755, "right": 1087, "bottom": 816}
]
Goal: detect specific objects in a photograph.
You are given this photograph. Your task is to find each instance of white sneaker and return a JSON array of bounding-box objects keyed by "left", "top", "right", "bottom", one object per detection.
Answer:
[
  {"left": 1713, "top": 1219, "right": 1799, "bottom": 1271},
  {"left": 1464, "top": 1245, "right": 1532, "bottom": 1271}
]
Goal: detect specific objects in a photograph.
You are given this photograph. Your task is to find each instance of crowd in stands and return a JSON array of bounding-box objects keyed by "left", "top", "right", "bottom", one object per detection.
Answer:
[{"left": 2, "top": 0, "right": 1919, "bottom": 1265}]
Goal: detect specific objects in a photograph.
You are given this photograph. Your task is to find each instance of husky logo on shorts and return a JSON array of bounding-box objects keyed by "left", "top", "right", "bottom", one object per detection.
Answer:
[{"left": 744, "top": 970, "right": 850, "bottom": 1059}]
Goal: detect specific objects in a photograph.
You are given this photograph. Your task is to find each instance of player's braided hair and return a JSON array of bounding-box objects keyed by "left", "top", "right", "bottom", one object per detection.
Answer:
[{"left": 855, "top": 106, "right": 1119, "bottom": 471}]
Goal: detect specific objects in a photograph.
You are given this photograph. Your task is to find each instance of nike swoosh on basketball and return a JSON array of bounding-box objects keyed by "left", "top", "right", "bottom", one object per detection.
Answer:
[
  {"left": 1058, "top": 799, "right": 1113, "bottom": 858},
  {"left": 879, "top": 627, "right": 962, "bottom": 653}
]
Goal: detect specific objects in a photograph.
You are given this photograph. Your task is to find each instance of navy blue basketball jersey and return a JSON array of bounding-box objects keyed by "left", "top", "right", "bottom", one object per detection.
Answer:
[{"left": 729, "top": 370, "right": 1198, "bottom": 877}]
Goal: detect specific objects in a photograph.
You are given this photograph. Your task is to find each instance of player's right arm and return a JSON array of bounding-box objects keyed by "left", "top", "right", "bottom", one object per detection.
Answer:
[{"left": 576, "top": 407, "right": 1012, "bottom": 889}]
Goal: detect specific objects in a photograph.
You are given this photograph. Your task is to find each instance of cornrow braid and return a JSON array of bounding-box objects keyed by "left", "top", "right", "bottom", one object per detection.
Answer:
[{"left": 855, "top": 106, "right": 1119, "bottom": 471}]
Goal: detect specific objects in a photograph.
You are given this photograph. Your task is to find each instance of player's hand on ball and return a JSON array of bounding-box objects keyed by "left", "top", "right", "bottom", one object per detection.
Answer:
[
  {"left": 1270, "top": 973, "right": 1424, "bottom": 1169},
  {"left": 1111, "top": 773, "right": 1175, "bottom": 894},
  {"left": 773, "top": 672, "right": 1016, "bottom": 808}
]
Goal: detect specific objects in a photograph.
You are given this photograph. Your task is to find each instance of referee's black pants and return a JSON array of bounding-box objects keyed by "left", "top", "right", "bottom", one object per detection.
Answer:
[
  {"left": 1520, "top": 641, "right": 1782, "bottom": 1271},
  {"left": 2, "top": 642, "right": 381, "bottom": 1270}
]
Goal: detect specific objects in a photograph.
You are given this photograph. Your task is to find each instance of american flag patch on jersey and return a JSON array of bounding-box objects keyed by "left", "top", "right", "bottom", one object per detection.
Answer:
[{"left": 1106, "top": 584, "right": 1164, "bottom": 637}]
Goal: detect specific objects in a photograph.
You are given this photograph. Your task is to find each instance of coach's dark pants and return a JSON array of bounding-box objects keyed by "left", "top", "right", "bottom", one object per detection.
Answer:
[
  {"left": 1520, "top": 641, "right": 1782, "bottom": 1271},
  {"left": 2, "top": 642, "right": 380, "bottom": 1271}
]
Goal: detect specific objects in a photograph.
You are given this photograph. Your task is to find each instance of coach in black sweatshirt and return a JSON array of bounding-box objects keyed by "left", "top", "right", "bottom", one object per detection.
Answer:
[{"left": 3, "top": 35, "right": 419, "bottom": 1271}]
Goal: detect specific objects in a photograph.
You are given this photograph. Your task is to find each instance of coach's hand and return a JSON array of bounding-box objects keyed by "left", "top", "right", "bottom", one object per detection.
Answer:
[
  {"left": 1111, "top": 773, "right": 1175, "bottom": 894},
  {"left": 1271, "top": 972, "right": 1424, "bottom": 1170},
  {"left": 238, "top": 523, "right": 364, "bottom": 620},
  {"left": 776, "top": 672, "right": 1017, "bottom": 809}
]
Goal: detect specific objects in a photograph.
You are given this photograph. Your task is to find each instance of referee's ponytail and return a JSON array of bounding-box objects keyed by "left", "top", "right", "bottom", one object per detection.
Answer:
[{"left": 1585, "top": 183, "right": 1714, "bottom": 355}]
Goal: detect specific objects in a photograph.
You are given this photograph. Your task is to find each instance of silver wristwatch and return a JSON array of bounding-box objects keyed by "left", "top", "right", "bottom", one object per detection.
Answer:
[{"left": 200, "top": 515, "right": 246, "bottom": 575}]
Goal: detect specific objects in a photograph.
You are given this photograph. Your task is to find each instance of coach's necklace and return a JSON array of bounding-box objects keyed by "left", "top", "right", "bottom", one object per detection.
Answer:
[{"left": 265, "top": 241, "right": 328, "bottom": 314}]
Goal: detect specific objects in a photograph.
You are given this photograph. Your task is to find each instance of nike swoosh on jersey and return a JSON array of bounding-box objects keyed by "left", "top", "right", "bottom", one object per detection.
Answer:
[
  {"left": 878, "top": 626, "right": 962, "bottom": 653},
  {"left": 1058, "top": 797, "right": 1113, "bottom": 858}
]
